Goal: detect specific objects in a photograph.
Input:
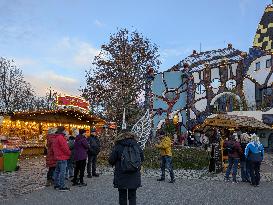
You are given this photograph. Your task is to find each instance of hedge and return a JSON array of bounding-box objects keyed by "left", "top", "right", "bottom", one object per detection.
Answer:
[
  {"left": 98, "top": 146, "right": 210, "bottom": 170},
  {"left": 142, "top": 147, "right": 210, "bottom": 170}
]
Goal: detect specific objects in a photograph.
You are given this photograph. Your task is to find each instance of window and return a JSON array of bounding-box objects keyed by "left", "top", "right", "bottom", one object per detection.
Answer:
[
  {"left": 265, "top": 87, "right": 273, "bottom": 95},
  {"left": 266, "top": 59, "right": 272, "bottom": 68},
  {"left": 199, "top": 71, "right": 204, "bottom": 80},
  {"left": 255, "top": 62, "right": 261, "bottom": 71}
]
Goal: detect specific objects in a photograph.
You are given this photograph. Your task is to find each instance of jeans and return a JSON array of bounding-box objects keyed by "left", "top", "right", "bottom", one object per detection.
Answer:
[
  {"left": 66, "top": 159, "right": 74, "bottom": 178},
  {"left": 118, "top": 189, "right": 136, "bottom": 205},
  {"left": 225, "top": 157, "right": 239, "bottom": 180},
  {"left": 73, "top": 159, "right": 86, "bottom": 184},
  {"left": 250, "top": 161, "right": 261, "bottom": 185},
  {"left": 87, "top": 154, "right": 97, "bottom": 175},
  {"left": 54, "top": 160, "right": 67, "bottom": 188},
  {"left": 160, "top": 156, "right": 175, "bottom": 180},
  {"left": 47, "top": 167, "right": 55, "bottom": 181},
  {"left": 240, "top": 160, "right": 250, "bottom": 182}
]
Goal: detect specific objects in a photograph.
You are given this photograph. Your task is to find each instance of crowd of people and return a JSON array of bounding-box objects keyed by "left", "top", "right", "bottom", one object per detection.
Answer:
[
  {"left": 45, "top": 126, "right": 101, "bottom": 191},
  {"left": 223, "top": 132, "right": 264, "bottom": 187},
  {"left": 45, "top": 126, "right": 175, "bottom": 204},
  {"left": 44, "top": 125, "right": 265, "bottom": 204}
]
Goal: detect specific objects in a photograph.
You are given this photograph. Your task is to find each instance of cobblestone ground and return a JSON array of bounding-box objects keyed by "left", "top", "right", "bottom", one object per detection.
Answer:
[{"left": 1, "top": 154, "right": 273, "bottom": 205}]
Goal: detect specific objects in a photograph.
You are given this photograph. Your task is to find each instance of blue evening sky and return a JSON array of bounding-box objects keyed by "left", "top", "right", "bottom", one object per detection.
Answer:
[{"left": 0, "top": 0, "right": 270, "bottom": 96}]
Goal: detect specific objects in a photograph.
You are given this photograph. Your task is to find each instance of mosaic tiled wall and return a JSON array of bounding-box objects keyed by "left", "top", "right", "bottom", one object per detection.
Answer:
[{"left": 151, "top": 71, "right": 187, "bottom": 136}]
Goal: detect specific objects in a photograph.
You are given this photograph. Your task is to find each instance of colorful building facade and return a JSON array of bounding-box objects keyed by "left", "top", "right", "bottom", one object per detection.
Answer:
[{"left": 151, "top": 3, "right": 273, "bottom": 135}]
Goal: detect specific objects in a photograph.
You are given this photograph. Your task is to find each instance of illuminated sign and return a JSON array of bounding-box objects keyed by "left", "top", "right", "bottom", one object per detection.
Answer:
[{"left": 57, "top": 96, "right": 89, "bottom": 110}]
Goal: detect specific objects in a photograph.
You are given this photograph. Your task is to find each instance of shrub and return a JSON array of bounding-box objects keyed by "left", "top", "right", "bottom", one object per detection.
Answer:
[{"left": 143, "top": 147, "right": 210, "bottom": 170}]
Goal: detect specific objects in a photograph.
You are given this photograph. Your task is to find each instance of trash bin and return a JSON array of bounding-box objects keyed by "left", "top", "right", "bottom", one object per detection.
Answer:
[
  {"left": 0, "top": 151, "right": 3, "bottom": 171},
  {"left": 3, "top": 149, "right": 20, "bottom": 172}
]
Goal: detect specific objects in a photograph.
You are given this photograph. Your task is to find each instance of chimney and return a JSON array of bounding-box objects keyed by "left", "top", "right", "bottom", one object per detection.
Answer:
[{"left": 228, "top": 43, "right": 233, "bottom": 49}]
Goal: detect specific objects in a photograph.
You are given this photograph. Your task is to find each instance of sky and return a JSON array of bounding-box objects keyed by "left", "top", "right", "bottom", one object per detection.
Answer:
[{"left": 0, "top": 0, "right": 271, "bottom": 96}]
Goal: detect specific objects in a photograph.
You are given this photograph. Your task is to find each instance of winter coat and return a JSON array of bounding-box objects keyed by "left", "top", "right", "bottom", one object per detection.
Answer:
[
  {"left": 155, "top": 136, "right": 172, "bottom": 157},
  {"left": 87, "top": 135, "right": 101, "bottom": 156},
  {"left": 68, "top": 137, "right": 75, "bottom": 162},
  {"left": 52, "top": 134, "right": 71, "bottom": 161},
  {"left": 74, "top": 134, "right": 89, "bottom": 161},
  {"left": 240, "top": 142, "right": 248, "bottom": 161},
  {"left": 46, "top": 134, "right": 57, "bottom": 167},
  {"left": 108, "top": 132, "right": 144, "bottom": 189},
  {"left": 223, "top": 140, "right": 242, "bottom": 159},
  {"left": 245, "top": 141, "right": 264, "bottom": 162}
]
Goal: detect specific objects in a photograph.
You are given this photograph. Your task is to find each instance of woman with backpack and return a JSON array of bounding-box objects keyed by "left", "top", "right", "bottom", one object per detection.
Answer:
[
  {"left": 245, "top": 133, "right": 264, "bottom": 187},
  {"left": 108, "top": 129, "right": 144, "bottom": 205},
  {"left": 223, "top": 134, "right": 242, "bottom": 183}
]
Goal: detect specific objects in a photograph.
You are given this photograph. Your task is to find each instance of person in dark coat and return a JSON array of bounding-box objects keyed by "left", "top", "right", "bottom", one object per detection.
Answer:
[
  {"left": 109, "top": 130, "right": 144, "bottom": 205},
  {"left": 240, "top": 133, "right": 251, "bottom": 182},
  {"left": 224, "top": 134, "right": 242, "bottom": 183},
  {"left": 87, "top": 128, "right": 101, "bottom": 178},
  {"left": 66, "top": 135, "right": 75, "bottom": 179},
  {"left": 72, "top": 129, "right": 89, "bottom": 186}
]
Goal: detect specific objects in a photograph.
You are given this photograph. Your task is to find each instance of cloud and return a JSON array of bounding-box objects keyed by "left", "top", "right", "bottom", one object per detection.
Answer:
[
  {"left": 53, "top": 37, "right": 100, "bottom": 68},
  {"left": 73, "top": 41, "right": 100, "bottom": 66},
  {"left": 11, "top": 37, "right": 99, "bottom": 96},
  {"left": 15, "top": 58, "right": 38, "bottom": 67},
  {"left": 94, "top": 19, "right": 105, "bottom": 28},
  {"left": 25, "top": 70, "right": 79, "bottom": 96}
]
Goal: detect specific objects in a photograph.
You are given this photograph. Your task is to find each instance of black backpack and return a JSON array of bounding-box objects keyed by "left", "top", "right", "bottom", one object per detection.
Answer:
[
  {"left": 121, "top": 144, "right": 142, "bottom": 173},
  {"left": 89, "top": 137, "right": 100, "bottom": 155}
]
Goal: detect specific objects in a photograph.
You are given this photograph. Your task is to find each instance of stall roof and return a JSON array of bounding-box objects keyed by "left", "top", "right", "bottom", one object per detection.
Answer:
[
  {"left": 7, "top": 109, "right": 106, "bottom": 126},
  {"left": 202, "top": 114, "right": 272, "bottom": 130}
]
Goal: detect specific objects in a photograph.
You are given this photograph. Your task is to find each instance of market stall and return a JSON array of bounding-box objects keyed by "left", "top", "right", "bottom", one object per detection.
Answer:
[
  {"left": 0, "top": 109, "right": 106, "bottom": 156},
  {"left": 194, "top": 114, "right": 272, "bottom": 172}
]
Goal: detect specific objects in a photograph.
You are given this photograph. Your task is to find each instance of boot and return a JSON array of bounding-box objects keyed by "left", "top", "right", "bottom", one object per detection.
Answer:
[{"left": 45, "top": 180, "right": 52, "bottom": 187}]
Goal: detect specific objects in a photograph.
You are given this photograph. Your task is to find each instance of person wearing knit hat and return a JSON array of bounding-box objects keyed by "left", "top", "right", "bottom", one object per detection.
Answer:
[
  {"left": 223, "top": 133, "right": 243, "bottom": 183},
  {"left": 245, "top": 133, "right": 264, "bottom": 187},
  {"left": 87, "top": 128, "right": 101, "bottom": 178}
]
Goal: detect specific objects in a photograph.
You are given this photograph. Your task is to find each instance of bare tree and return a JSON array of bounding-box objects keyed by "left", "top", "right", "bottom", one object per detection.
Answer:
[
  {"left": 82, "top": 28, "right": 161, "bottom": 128},
  {"left": 0, "top": 57, "right": 35, "bottom": 113}
]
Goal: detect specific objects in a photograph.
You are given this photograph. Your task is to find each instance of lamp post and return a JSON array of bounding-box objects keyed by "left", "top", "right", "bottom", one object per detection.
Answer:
[{"left": 173, "top": 114, "right": 179, "bottom": 139}]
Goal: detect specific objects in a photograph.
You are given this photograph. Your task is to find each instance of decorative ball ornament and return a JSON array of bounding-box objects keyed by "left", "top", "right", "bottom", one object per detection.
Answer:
[
  {"left": 173, "top": 114, "right": 179, "bottom": 125},
  {"left": 226, "top": 79, "right": 237, "bottom": 90}
]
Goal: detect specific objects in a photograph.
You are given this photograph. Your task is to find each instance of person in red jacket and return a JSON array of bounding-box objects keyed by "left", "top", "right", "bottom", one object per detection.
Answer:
[
  {"left": 45, "top": 128, "right": 57, "bottom": 186},
  {"left": 53, "top": 126, "right": 71, "bottom": 191}
]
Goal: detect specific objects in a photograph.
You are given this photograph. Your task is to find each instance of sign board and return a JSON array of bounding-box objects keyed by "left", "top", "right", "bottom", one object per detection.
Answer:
[
  {"left": 205, "top": 119, "right": 236, "bottom": 127},
  {"left": 57, "top": 96, "right": 89, "bottom": 110}
]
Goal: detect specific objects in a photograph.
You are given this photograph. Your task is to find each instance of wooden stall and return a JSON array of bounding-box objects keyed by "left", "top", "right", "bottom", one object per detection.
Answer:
[
  {"left": 0, "top": 109, "right": 106, "bottom": 155},
  {"left": 195, "top": 114, "right": 272, "bottom": 172}
]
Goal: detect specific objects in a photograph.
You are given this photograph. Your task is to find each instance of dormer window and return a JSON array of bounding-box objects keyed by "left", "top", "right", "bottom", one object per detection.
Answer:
[
  {"left": 255, "top": 62, "right": 261, "bottom": 71},
  {"left": 266, "top": 59, "right": 271, "bottom": 68}
]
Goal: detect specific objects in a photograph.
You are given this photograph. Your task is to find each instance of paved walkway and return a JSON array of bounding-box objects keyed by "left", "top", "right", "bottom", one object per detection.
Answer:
[
  {"left": 1, "top": 154, "right": 273, "bottom": 205},
  {"left": 2, "top": 175, "right": 273, "bottom": 205}
]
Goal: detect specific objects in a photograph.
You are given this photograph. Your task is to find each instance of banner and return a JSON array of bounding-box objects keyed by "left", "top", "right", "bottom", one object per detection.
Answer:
[{"left": 57, "top": 96, "right": 89, "bottom": 110}]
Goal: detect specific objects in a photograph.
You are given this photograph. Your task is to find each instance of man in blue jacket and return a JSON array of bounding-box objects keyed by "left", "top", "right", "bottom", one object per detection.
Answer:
[{"left": 245, "top": 133, "right": 264, "bottom": 187}]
